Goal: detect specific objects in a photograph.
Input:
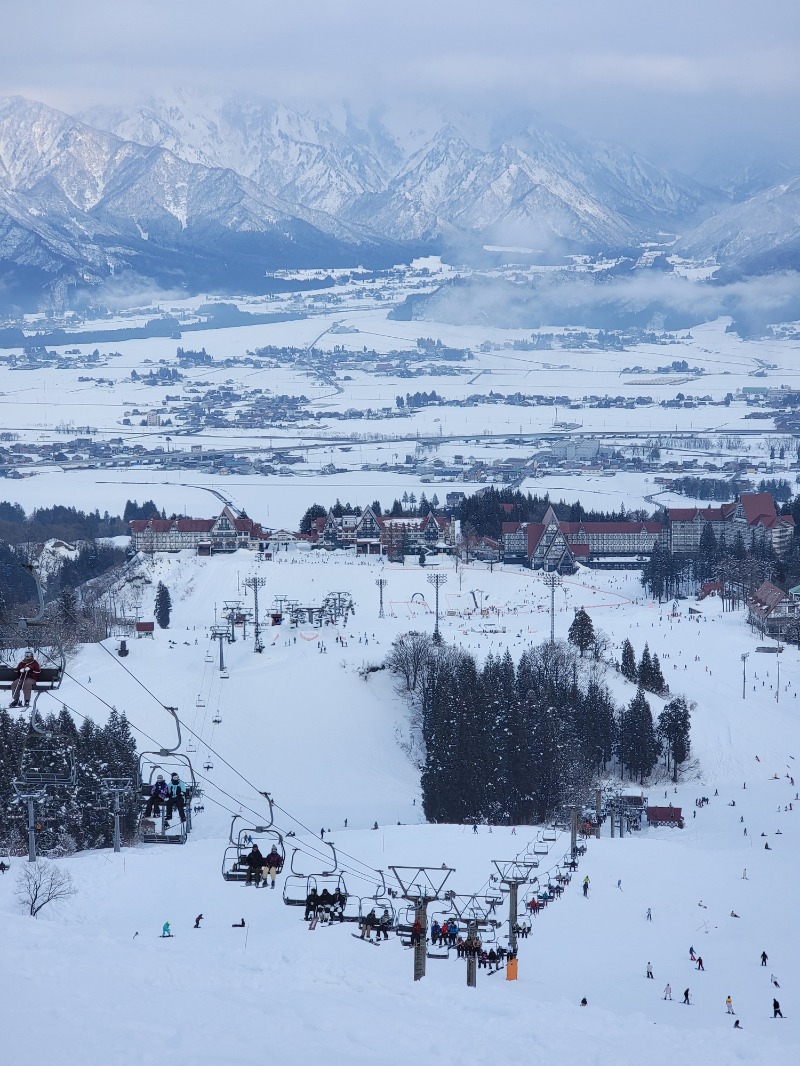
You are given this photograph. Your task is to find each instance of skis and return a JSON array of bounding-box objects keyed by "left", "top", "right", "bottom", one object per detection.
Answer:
[{"left": 352, "top": 933, "right": 380, "bottom": 946}]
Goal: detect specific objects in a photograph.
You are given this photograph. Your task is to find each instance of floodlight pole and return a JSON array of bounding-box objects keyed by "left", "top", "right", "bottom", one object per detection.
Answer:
[
  {"left": 543, "top": 572, "right": 562, "bottom": 645},
  {"left": 375, "top": 577, "right": 388, "bottom": 619},
  {"left": 427, "top": 573, "right": 448, "bottom": 642},
  {"left": 244, "top": 576, "right": 267, "bottom": 652}
]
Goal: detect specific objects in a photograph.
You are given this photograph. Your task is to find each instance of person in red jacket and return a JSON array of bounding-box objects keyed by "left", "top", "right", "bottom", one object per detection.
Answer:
[{"left": 10, "top": 650, "right": 40, "bottom": 707}]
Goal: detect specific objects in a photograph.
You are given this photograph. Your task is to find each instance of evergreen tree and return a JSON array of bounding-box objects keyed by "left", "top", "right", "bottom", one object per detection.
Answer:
[
  {"left": 658, "top": 696, "right": 692, "bottom": 782},
  {"left": 619, "top": 689, "right": 660, "bottom": 783},
  {"left": 154, "top": 582, "right": 172, "bottom": 629},
  {"left": 695, "top": 522, "right": 718, "bottom": 583},
  {"left": 650, "top": 653, "right": 666, "bottom": 695},
  {"left": 299, "top": 503, "right": 327, "bottom": 534},
  {"left": 568, "top": 608, "right": 595, "bottom": 657},
  {"left": 621, "top": 639, "right": 638, "bottom": 682},
  {"left": 638, "top": 644, "right": 653, "bottom": 690}
]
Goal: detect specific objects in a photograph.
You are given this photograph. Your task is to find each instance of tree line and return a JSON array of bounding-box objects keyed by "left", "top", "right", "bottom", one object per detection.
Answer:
[{"left": 386, "top": 632, "right": 691, "bottom": 825}]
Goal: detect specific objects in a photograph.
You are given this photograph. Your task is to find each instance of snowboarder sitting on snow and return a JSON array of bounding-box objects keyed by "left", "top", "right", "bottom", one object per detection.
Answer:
[
  {"left": 9, "top": 650, "right": 40, "bottom": 708},
  {"left": 261, "top": 846, "right": 283, "bottom": 889},
  {"left": 304, "top": 888, "right": 319, "bottom": 921},
  {"left": 164, "top": 773, "right": 189, "bottom": 827},
  {"left": 245, "top": 844, "right": 264, "bottom": 885},
  {"left": 144, "top": 775, "right": 169, "bottom": 818},
  {"left": 360, "top": 908, "right": 377, "bottom": 940}
]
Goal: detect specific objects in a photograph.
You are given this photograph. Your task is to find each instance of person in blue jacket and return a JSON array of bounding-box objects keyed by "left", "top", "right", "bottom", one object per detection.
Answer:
[
  {"left": 162, "top": 921, "right": 172, "bottom": 937},
  {"left": 164, "top": 772, "right": 189, "bottom": 827},
  {"left": 145, "top": 775, "right": 169, "bottom": 818}
]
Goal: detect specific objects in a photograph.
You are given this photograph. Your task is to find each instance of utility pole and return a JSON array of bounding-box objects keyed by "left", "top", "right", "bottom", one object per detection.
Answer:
[
  {"left": 427, "top": 572, "right": 448, "bottom": 643},
  {"left": 741, "top": 652, "right": 749, "bottom": 700},
  {"left": 102, "top": 778, "right": 132, "bottom": 853},
  {"left": 595, "top": 788, "right": 602, "bottom": 840},
  {"left": 375, "top": 577, "right": 388, "bottom": 619},
  {"left": 467, "top": 921, "right": 478, "bottom": 988},
  {"left": 776, "top": 641, "right": 782, "bottom": 703},
  {"left": 244, "top": 576, "right": 267, "bottom": 652},
  {"left": 542, "top": 572, "right": 562, "bottom": 645},
  {"left": 389, "top": 865, "right": 455, "bottom": 982}
]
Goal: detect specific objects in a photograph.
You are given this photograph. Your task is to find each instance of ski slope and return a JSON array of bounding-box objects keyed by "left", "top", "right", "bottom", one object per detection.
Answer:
[{"left": 2, "top": 551, "right": 799, "bottom": 1065}]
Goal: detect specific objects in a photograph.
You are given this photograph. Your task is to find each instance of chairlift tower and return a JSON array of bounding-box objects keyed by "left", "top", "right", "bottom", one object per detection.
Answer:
[
  {"left": 492, "top": 859, "right": 537, "bottom": 955},
  {"left": 223, "top": 600, "right": 242, "bottom": 643},
  {"left": 426, "top": 573, "right": 448, "bottom": 643},
  {"left": 542, "top": 572, "right": 562, "bottom": 645},
  {"left": 447, "top": 891, "right": 503, "bottom": 988},
  {"left": 211, "top": 626, "right": 229, "bottom": 673},
  {"left": 12, "top": 783, "right": 47, "bottom": 862},
  {"left": 243, "top": 576, "right": 267, "bottom": 652},
  {"left": 375, "top": 577, "right": 388, "bottom": 619},
  {"left": 389, "top": 865, "right": 455, "bottom": 982},
  {"left": 102, "top": 777, "right": 133, "bottom": 853}
]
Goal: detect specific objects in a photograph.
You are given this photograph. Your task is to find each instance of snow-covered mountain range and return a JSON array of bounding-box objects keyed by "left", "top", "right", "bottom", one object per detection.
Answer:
[{"left": 0, "top": 92, "right": 796, "bottom": 310}]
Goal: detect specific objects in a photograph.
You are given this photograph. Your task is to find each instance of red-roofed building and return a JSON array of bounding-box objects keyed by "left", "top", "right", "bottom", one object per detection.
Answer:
[
  {"left": 665, "top": 493, "right": 793, "bottom": 556},
  {"left": 130, "top": 506, "right": 266, "bottom": 554},
  {"left": 502, "top": 506, "right": 661, "bottom": 571},
  {"left": 747, "top": 580, "right": 797, "bottom": 637}
]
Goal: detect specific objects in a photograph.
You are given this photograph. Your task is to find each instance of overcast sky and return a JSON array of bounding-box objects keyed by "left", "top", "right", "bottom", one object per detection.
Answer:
[{"left": 5, "top": 1, "right": 800, "bottom": 169}]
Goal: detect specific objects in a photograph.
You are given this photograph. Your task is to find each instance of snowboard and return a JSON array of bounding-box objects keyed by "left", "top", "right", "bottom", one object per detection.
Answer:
[
  {"left": 352, "top": 933, "right": 379, "bottom": 946},
  {"left": 308, "top": 917, "right": 318, "bottom": 930}
]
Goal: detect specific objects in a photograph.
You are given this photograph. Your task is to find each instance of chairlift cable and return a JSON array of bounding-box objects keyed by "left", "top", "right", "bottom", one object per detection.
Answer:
[{"left": 53, "top": 642, "right": 390, "bottom": 886}]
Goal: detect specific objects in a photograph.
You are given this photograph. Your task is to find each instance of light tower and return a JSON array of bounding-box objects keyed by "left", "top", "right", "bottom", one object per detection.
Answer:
[
  {"left": 542, "top": 571, "right": 563, "bottom": 645},
  {"left": 375, "top": 577, "right": 388, "bottom": 619},
  {"left": 427, "top": 572, "right": 448, "bottom": 643},
  {"left": 243, "top": 575, "right": 267, "bottom": 652}
]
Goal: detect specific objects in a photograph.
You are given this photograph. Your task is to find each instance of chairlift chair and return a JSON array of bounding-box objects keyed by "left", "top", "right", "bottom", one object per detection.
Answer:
[
  {"left": 212, "top": 713, "right": 222, "bottom": 725},
  {"left": 195, "top": 696, "right": 206, "bottom": 708},
  {"left": 542, "top": 828, "right": 558, "bottom": 842},
  {"left": 532, "top": 841, "right": 549, "bottom": 855},
  {"left": 137, "top": 750, "right": 197, "bottom": 845},
  {"left": 222, "top": 819, "right": 285, "bottom": 882},
  {"left": 220, "top": 668, "right": 229, "bottom": 680},
  {"left": 203, "top": 759, "right": 214, "bottom": 771}
]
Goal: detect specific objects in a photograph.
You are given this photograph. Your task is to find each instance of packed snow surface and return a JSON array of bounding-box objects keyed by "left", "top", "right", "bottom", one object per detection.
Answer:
[{"left": 2, "top": 552, "right": 799, "bottom": 1064}]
